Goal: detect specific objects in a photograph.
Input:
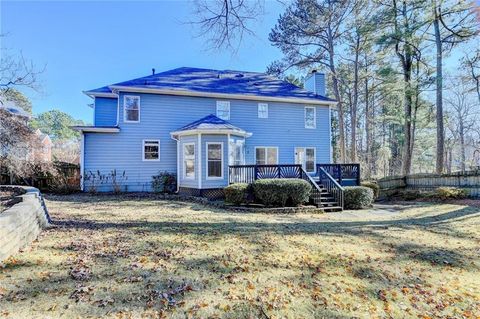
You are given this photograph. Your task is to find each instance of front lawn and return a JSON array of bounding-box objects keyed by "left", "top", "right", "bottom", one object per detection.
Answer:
[{"left": 1, "top": 194, "right": 479, "bottom": 318}]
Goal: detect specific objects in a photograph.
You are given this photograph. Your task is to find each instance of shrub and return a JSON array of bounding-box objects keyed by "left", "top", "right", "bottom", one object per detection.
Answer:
[
  {"left": 361, "top": 181, "right": 380, "bottom": 199},
  {"left": 253, "top": 179, "right": 312, "bottom": 207},
  {"left": 224, "top": 183, "right": 249, "bottom": 205},
  {"left": 435, "top": 187, "right": 468, "bottom": 200},
  {"left": 344, "top": 186, "right": 374, "bottom": 210},
  {"left": 152, "top": 171, "right": 177, "bottom": 194}
]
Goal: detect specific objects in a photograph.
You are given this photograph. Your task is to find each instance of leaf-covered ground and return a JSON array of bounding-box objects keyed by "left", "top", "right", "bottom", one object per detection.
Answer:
[{"left": 1, "top": 194, "right": 479, "bottom": 318}]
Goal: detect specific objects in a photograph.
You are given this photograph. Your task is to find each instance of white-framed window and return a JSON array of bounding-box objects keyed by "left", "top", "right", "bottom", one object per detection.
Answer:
[
  {"left": 143, "top": 140, "right": 160, "bottom": 161},
  {"left": 229, "top": 140, "right": 245, "bottom": 165},
  {"left": 258, "top": 103, "right": 268, "bottom": 118},
  {"left": 216, "top": 101, "right": 230, "bottom": 120},
  {"left": 206, "top": 142, "right": 223, "bottom": 179},
  {"left": 124, "top": 95, "right": 140, "bottom": 123},
  {"left": 183, "top": 143, "right": 195, "bottom": 179},
  {"left": 255, "top": 147, "right": 278, "bottom": 165},
  {"left": 305, "top": 106, "right": 316, "bottom": 129},
  {"left": 295, "top": 147, "right": 316, "bottom": 173}
]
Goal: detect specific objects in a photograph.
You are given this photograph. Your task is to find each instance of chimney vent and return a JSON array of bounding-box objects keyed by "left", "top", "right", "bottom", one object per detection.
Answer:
[{"left": 152, "top": 68, "right": 155, "bottom": 75}]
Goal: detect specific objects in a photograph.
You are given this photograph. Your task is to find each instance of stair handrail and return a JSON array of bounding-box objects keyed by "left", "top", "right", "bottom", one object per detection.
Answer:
[
  {"left": 300, "top": 168, "right": 323, "bottom": 205},
  {"left": 318, "top": 167, "right": 344, "bottom": 209}
]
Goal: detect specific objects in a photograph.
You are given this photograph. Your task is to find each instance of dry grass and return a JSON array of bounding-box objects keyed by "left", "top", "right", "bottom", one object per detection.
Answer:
[{"left": 1, "top": 194, "right": 479, "bottom": 319}]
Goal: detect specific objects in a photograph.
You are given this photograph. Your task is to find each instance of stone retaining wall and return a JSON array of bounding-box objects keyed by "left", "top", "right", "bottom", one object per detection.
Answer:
[{"left": 0, "top": 186, "right": 50, "bottom": 265}]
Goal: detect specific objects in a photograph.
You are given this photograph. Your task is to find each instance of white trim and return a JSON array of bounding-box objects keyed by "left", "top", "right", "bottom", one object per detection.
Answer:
[
  {"left": 142, "top": 139, "right": 160, "bottom": 162},
  {"left": 295, "top": 147, "right": 316, "bottom": 173},
  {"left": 170, "top": 135, "right": 180, "bottom": 193},
  {"left": 304, "top": 106, "right": 316, "bottom": 129},
  {"left": 108, "top": 85, "right": 337, "bottom": 107},
  {"left": 80, "top": 134, "right": 85, "bottom": 191},
  {"left": 123, "top": 95, "right": 141, "bottom": 123},
  {"left": 183, "top": 142, "right": 196, "bottom": 180},
  {"left": 254, "top": 146, "right": 279, "bottom": 165},
  {"left": 72, "top": 126, "right": 120, "bottom": 133},
  {"left": 216, "top": 101, "right": 230, "bottom": 120},
  {"left": 93, "top": 97, "right": 96, "bottom": 126},
  {"left": 170, "top": 128, "right": 252, "bottom": 138},
  {"left": 83, "top": 91, "right": 118, "bottom": 99},
  {"left": 116, "top": 94, "right": 120, "bottom": 126},
  {"left": 329, "top": 106, "right": 333, "bottom": 163},
  {"left": 227, "top": 134, "right": 230, "bottom": 181},
  {"left": 198, "top": 134, "right": 202, "bottom": 188},
  {"left": 206, "top": 142, "right": 224, "bottom": 180},
  {"left": 258, "top": 103, "right": 268, "bottom": 118}
]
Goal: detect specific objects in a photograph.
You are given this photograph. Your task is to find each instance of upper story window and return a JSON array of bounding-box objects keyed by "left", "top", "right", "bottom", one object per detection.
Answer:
[
  {"left": 143, "top": 140, "right": 160, "bottom": 161},
  {"left": 124, "top": 95, "right": 140, "bottom": 123},
  {"left": 305, "top": 106, "right": 316, "bottom": 129},
  {"left": 255, "top": 147, "right": 278, "bottom": 165},
  {"left": 216, "top": 101, "right": 230, "bottom": 120},
  {"left": 183, "top": 143, "right": 195, "bottom": 179},
  {"left": 207, "top": 143, "right": 223, "bottom": 179},
  {"left": 258, "top": 103, "right": 268, "bottom": 118}
]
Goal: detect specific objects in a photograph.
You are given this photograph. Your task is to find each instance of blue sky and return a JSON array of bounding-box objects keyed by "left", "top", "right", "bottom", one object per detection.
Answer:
[
  {"left": 1, "top": 1, "right": 285, "bottom": 123},
  {"left": 1, "top": 1, "right": 479, "bottom": 123}
]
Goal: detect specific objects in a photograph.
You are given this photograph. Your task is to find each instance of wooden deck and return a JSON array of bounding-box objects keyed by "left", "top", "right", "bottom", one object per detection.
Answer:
[{"left": 228, "top": 163, "right": 360, "bottom": 211}]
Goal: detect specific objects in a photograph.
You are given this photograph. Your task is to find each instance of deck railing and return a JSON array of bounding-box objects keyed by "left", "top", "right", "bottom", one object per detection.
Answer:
[
  {"left": 318, "top": 167, "right": 344, "bottom": 208},
  {"left": 228, "top": 164, "right": 303, "bottom": 184},
  {"left": 228, "top": 164, "right": 323, "bottom": 206},
  {"left": 316, "top": 163, "right": 360, "bottom": 186}
]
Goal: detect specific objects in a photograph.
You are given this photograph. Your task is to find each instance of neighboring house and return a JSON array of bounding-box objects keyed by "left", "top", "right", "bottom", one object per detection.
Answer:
[
  {"left": 33, "top": 129, "right": 52, "bottom": 162},
  {"left": 75, "top": 67, "right": 337, "bottom": 194}
]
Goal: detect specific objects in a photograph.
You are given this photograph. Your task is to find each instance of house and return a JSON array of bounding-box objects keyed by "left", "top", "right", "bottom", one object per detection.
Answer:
[
  {"left": 75, "top": 67, "right": 347, "bottom": 198},
  {"left": 33, "top": 129, "right": 52, "bottom": 162}
]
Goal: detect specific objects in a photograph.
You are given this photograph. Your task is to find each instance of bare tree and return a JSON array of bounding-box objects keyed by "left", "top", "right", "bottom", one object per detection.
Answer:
[
  {"left": 445, "top": 78, "right": 479, "bottom": 172},
  {"left": 463, "top": 48, "right": 480, "bottom": 103},
  {"left": 429, "top": 0, "right": 478, "bottom": 174},
  {"left": 190, "top": 0, "right": 265, "bottom": 51},
  {"left": 0, "top": 47, "right": 44, "bottom": 96}
]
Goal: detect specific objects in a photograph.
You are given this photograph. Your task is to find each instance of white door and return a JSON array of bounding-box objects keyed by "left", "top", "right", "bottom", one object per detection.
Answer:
[{"left": 295, "top": 147, "right": 305, "bottom": 169}]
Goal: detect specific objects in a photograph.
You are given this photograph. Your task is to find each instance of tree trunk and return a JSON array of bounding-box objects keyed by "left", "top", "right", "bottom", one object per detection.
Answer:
[
  {"left": 433, "top": 2, "right": 445, "bottom": 174},
  {"left": 328, "top": 31, "right": 345, "bottom": 163},
  {"left": 350, "top": 35, "right": 360, "bottom": 163},
  {"left": 401, "top": 68, "right": 413, "bottom": 176},
  {"left": 364, "top": 74, "right": 372, "bottom": 179},
  {"left": 459, "top": 117, "right": 466, "bottom": 172}
]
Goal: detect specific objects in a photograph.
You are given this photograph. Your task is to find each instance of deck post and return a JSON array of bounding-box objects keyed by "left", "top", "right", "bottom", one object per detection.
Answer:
[{"left": 337, "top": 164, "right": 343, "bottom": 185}]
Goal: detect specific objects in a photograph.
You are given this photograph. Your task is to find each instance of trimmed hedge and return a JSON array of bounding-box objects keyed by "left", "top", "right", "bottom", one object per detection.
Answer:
[
  {"left": 361, "top": 181, "right": 380, "bottom": 199},
  {"left": 344, "top": 186, "right": 374, "bottom": 210},
  {"left": 224, "top": 183, "right": 250, "bottom": 205},
  {"left": 435, "top": 187, "right": 468, "bottom": 200},
  {"left": 253, "top": 179, "right": 312, "bottom": 207}
]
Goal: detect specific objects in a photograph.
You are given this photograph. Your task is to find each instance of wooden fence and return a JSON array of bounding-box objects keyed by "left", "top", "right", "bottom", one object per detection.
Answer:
[{"left": 377, "top": 170, "right": 480, "bottom": 197}]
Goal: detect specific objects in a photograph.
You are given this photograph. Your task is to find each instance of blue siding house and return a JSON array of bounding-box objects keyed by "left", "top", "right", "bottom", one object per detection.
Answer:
[{"left": 75, "top": 67, "right": 338, "bottom": 197}]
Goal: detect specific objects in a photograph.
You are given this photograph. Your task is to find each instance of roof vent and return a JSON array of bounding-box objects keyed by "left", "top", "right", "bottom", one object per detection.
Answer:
[{"left": 152, "top": 68, "right": 155, "bottom": 75}]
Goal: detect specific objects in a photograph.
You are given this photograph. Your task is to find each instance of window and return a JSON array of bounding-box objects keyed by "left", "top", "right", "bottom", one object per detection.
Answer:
[
  {"left": 295, "top": 147, "right": 316, "bottom": 173},
  {"left": 143, "top": 140, "right": 160, "bottom": 161},
  {"left": 124, "top": 96, "right": 140, "bottom": 122},
  {"left": 183, "top": 143, "right": 195, "bottom": 179},
  {"left": 258, "top": 103, "right": 268, "bottom": 118},
  {"left": 229, "top": 140, "right": 245, "bottom": 165},
  {"left": 216, "top": 101, "right": 230, "bottom": 120},
  {"left": 306, "top": 148, "right": 315, "bottom": 172},
  {"left": 207, "top": 143, "right": 223, "bottom": 179},
  {"left": 305, "top": 106, "right": 316, "bottom": 129},
  {"left": 255, "top": 147, "right": 278, "bottom": 165}
]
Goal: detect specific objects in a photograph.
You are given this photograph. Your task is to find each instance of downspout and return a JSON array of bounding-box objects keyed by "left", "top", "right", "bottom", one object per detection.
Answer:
[
  {"left": 198, "top": 133, "right": 202, "bottom": 189},
  {"left": 80, "top": 133, "right": 85, "bottom": 191},
  {"left": 170, "top": 135, "right": 180, "bottom": 193}
]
